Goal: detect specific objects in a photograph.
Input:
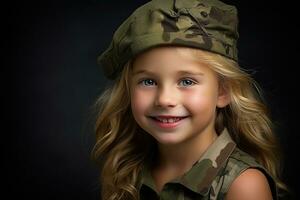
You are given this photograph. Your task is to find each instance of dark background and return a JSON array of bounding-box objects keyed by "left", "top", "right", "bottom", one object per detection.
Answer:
[{"left": 6, "top": 0, "right": 298, "bottom": 199}]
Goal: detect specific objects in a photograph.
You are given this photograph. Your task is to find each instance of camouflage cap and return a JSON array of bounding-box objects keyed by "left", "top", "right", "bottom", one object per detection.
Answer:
[{"left": 98, "top": 0, "right": 239, "bottom": 79}]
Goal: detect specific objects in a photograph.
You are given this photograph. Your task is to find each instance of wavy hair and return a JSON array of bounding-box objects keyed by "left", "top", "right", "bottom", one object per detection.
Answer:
[
  {"left": 91, "top": 46, "right": 286, "bottom": 199},
  {"left": 91, "top": 59, "right": 157, "bottom": 200}
]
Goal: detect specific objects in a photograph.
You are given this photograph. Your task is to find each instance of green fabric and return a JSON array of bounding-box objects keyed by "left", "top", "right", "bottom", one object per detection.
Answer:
[
  {"left": 97, "top": 0, "right": 239, "bottom": 79},
  {"left": 138, "top": 128, "right": 278, "bottom": 199}
]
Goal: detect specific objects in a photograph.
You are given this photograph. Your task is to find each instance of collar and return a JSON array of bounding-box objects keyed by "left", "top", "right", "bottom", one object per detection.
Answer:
[{"left": 140, "top": 128, "right": 236, "bottom": 196}]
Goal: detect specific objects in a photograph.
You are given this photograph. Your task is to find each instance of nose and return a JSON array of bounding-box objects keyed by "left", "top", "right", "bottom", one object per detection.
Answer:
[{"left": 154, "top": 86, "right": 178, "bottom": 108}]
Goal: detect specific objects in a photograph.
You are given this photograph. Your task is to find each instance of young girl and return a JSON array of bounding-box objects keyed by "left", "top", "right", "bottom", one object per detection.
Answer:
[{"left": 92, "top": 0, "right": 286, "bottom": 199}]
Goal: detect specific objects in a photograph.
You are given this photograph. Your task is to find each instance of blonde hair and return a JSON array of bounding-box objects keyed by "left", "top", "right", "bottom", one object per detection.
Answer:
[{"left": 91, "top": 46, "right": 286, "bottom": 199}]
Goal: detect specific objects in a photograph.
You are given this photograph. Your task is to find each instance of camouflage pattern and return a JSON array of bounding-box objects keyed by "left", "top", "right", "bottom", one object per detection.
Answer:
[
  {"left": 138, "top": 128, "right": 278, "bottom": 200},
  {"left": 97, "top": 0, "right": 239, "bottom": 79}
]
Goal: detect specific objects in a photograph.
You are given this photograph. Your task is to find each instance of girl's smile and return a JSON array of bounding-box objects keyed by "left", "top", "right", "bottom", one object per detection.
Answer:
[{"left": 148, "top": 115, "right": 189, "bottom": 129}]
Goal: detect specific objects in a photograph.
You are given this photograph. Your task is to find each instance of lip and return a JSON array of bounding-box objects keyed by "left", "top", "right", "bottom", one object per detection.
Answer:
[
  {"left": 148, "top": 116, "right": 188, "bottom": 129},
  {"left": 153, "top": 115, "right": 186, "bottom": 118},
  {"left": 150, "top": 115, "right": 189, "bottom": 118}
]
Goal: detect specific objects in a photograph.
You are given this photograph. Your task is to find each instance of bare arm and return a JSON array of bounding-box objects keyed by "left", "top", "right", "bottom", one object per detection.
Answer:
[{"left": 225, "top": 168, "right": 273, "bottom": 200}]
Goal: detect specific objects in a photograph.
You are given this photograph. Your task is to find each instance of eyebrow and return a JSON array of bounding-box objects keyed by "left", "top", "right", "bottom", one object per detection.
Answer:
[
  {"left": 177, "top": 70, "right": 204, "bottom": 76},
  {"left": 133, "top": 70, "right": 204, "bottom": 76},
  {"left": 133, "top": 70, "right": 156, "bottom": 76}
]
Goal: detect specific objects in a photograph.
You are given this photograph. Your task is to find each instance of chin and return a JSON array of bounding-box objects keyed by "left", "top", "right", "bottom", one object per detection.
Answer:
[{"left": 153, "top": 134, "right": 184, "bottom": 145}]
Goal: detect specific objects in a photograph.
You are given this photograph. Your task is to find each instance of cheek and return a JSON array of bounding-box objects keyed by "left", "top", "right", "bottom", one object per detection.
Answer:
[
  {"left": 131, "top": 89, "right": 153, "bottom": 116},
  {"left": 184, "top": 88, "right": 218, "bottom": 114}
]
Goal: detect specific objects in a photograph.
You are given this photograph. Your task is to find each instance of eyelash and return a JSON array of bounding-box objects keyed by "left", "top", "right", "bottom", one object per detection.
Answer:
[{"left": 138, "top": 78, "right": 197, "bottom": 87}]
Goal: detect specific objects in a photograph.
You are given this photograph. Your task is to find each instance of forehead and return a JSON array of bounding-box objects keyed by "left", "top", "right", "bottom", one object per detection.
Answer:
[{"left": 132, "top": 46, "right": 212, "bottom": 74}]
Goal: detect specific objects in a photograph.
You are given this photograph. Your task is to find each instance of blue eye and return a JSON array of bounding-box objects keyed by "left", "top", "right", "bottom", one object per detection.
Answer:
[
  {"left": 140, "top": 79, "right": 156, "bottom": 86},
  {"left": 180, "top": 79, "right": 196, "bottom": 86}
]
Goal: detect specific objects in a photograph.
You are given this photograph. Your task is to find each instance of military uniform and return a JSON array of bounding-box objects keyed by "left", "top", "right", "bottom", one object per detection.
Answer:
[{"left": 138, "top": 129, "right": 278, "bottom": 200}]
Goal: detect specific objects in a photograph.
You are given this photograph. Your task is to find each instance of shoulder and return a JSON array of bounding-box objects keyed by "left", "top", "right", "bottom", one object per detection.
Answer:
[
  {"left": 221, "top": 148, "right": 277, "bottom": 199},
  {"left": 228, "top": 147, "right": 259, "bottom": 166},
  {"left": 226, "top": 148, "right": 269, "bottom": 175},
  {"left": 223, "top": 148, "right": 265, "bottom": 180},
  {"left": 225, "top": 168, "right": 273, "bottom": 200}
]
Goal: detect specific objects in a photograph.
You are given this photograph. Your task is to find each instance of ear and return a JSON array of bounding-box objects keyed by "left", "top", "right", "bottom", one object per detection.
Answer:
[{"left": 216, "top": 83, "right": 231, "bottom": 108}]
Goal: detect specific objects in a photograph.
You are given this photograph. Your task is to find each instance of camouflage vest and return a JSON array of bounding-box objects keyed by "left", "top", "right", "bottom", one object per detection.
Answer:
[{"left": 138, "top": 128, "right": 278, "bottom": 199}]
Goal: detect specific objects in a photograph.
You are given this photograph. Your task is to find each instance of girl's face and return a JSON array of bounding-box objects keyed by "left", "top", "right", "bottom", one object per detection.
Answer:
[{"left": 130, "top": 46, "right": 229, "bottom": 145}]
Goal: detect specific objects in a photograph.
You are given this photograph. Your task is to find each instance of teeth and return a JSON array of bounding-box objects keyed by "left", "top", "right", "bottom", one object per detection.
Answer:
[
  {"left": 155, "top": 117, "right": 183, "bottom": 123},
  {"left": 168, "top": 118, "right": 174, "bottom": 123}
]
